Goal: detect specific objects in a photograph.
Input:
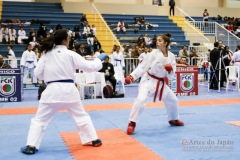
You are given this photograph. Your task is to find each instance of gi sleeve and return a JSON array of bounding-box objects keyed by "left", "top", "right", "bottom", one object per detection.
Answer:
[
  {"left": 72, "top": 52, "right": 102, "bottom": 72},
  {"left": 34, "top": 54, "right": 47, "bottom": 80}
]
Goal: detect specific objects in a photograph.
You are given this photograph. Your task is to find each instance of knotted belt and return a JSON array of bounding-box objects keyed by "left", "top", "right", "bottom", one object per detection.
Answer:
[{"left": 147, "top": 72, "right": 165, "bottom": 102}]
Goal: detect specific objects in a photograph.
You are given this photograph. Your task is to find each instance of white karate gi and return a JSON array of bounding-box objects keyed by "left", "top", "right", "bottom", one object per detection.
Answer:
[
  {"left": 8, "top": 49, "right": 17, "bottom": 68},
  {"left": 231, "top": 50, "right": 240, "bottom": 80},
  {"left": 9, "top": 29, "right": 16, "bottom": 42},
  {"left": 20, "top": 49, "right": 38, "bottom": 84},
  {"left": 18, "top": 29, "right": 28, "bottom": 43},
  {"left": 129, "top": 49, "right": 179, "bottom": 122},
  {"left": 25, "top": 45, "right": 102, "bottom": 149},
  {"left": 0, "top": 28, "right": 9, "bottom": 43},
  {"left": 111, "top": 51, "right": 125, "bottom": 79}
]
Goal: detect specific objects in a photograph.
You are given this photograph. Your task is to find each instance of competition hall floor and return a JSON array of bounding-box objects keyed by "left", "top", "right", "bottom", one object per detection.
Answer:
[{"left": 0, "top": 82, "right": 240, "bottom": 160}]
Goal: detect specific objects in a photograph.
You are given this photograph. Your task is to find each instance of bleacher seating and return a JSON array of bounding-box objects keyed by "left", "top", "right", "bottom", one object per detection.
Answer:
[
  {"left": 102, "top": 14, "right": 190, "bottom": 55},
  {"left": 1, "top": 1, "right": 85, "bottom": 57}
]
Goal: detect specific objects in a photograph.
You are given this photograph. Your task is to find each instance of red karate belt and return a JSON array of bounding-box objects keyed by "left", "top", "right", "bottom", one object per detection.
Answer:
[{"left": 147, "top": 72, "right": 165, "bottom": 102}]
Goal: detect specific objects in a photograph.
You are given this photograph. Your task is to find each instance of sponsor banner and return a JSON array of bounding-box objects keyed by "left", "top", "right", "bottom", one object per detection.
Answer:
[
  {"left": 0, "top": 69, "right": 22, "bottom": 102},
  {"left": 169, "top": 66, "right": 198, "bottom": 96}
]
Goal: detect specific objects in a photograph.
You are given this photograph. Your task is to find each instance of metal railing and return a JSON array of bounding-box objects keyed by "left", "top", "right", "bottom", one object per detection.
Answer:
[
  {"left": 91, "top": 3, "right": 123, "bottom": 50},
  {"left": 175, "top": 6, "right": 211, "bottom": 45}
]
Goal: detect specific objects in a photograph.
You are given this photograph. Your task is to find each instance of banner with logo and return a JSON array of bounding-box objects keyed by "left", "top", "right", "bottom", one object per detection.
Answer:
[
  {"left": 169, "top": 66, "right": 198, "bottom": 96},
  {"left": 0, "top": 69, "right": 22, "bottom": 102}
]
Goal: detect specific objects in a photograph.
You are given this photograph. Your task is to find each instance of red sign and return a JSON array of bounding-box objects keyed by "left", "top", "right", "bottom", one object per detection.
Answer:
[{"left": 169, "top": 66, "right": 198, "bottom": 96}]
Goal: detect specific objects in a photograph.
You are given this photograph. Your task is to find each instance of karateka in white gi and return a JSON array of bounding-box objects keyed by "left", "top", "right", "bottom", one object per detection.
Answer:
[
  {"left": 21, "top": 30, "right": 105, "bottom": 155},
  {"left": 7, "top": 45, "right": 17, "bottom": 68},
  {"left": 20, "top": 44, "right": 38, "bottom": 87},
  {"left": 125, "top": 33, "right": 184, "bottom": 135},
  {"left": 111, "top": 46, "right": 125, "bottom": 80},
  {"left": 231, "top": 45, "right": 240, "bottom": 85}
]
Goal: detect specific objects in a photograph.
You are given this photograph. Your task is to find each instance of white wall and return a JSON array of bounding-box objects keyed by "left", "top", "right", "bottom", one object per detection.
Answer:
[{"left": 2, "top": 0, "right": 33, "bottom": 1}]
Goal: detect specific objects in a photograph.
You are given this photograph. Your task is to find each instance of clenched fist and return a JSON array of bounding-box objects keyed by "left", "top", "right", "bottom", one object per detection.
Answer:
[
  {"left": 164, "top": 64, "right": 173, "bottom": 71},
  {"left": 125, "top": 75, "right": 133, "bottom": 84}
]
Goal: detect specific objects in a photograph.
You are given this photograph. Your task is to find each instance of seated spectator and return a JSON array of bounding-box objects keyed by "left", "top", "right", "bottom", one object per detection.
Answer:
[
  {"left": 151, "top": 35, "right": 157, "bottom": 48},
  {"left": 28, "top": 30, "right": 38, "bottom": 49},
  {"left": 80, "top": 14, "right": 88, "bottom": 28},
  {"left": 0, "top": 54, "right": 11, "bottom": 68},
  {"left": 143, "top": 33, "right": 152, "bottom": 46},
  {"left": 37, "top": 23, "right": 47, "bottom": 39},
  {"left": 0, "top": 25, "right": 9, "bottom": 44},
  {"left": 227, "top": 23, "right": 234, "bottom": 33},
  {"left": 217, "top": 15, "right": 222, "bottom": 20},
  {"left": 55, "top": 24, "right": 62, "bottom": 30},
  {"left": 138, "top": 47, "right": 149, "bottom": 63},
  {"left": 117, "top": 19, "right": 126, "bottom": 34},
  {"left": 73, "top": 25, "right": 81, "bottom": 39},
  {"left": 77, "top": 43, "right": 88, "bottom": 57},
  {"left": 134, "top": 16, "right": 140, "bottom": 24},
  {"left": 18, "top": 26, "right": 28, "bottom": 44},
  {"left": 91, "top": 24, "right": 97, "bottom": 35},
  {"left": 123, "top": 44, "right": 131, "bottom": 58},
  {"left": 87, "top": 29, "right": 95, "bottom": 46},
  {"left": 235, "top": 26, "right": 240, "bottom": 37},
  {"left": 189, "top": 48, "right": 199, "bottom": 65},
  {"left": 179, "top": 46, "right": 189, "bottom": 57},
  {"left": 49, "top": 26, "right": 55, "bottom": 35},
  {"left": 93, "top": 37, "right": 102, "bottom": 53},
  {"left": 99, "top": 56, "right": 117, "bottom": 94},
  {"left": 176, "top": 57, "right": 188, "bottom": 67},
  {"left": 9, "top": 26, "right": 16, "bottom": 44},
  {"left": 82, "top": 24, "right": 90, "bottom": 39}
]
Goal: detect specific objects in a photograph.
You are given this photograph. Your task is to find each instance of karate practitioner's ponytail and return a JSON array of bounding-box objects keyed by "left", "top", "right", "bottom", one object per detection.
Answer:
[
  {"left": 158, "top": 32, "right": 171, "bottom": 54},
  {"left": 40, "top": 29, "right": 68, "bottom": 53}
]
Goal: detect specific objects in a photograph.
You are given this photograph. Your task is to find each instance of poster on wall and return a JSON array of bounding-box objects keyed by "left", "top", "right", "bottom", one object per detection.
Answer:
[{"left": 152, "top": 0, "right": 163, "bottom": 6}]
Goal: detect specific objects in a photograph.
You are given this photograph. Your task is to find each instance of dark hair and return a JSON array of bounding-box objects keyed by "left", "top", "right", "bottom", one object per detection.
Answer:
[
  {"left": 8, "top": 45, "right": 13, "bottom": 49},
  {"left": 214, "top": 42, "right": 219, "bottom": 47},
  {"left": 237, "top": 44, "right": 240, "bottom": 50},
  {"left": 158, "top": 33, "right": 171, "bottom": 48},
  {"left": 40, "top": 30, "right": 68, "bottom": 53}
]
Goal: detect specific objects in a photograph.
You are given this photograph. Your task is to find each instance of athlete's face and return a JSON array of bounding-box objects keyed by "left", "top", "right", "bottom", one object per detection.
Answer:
[{"left": 156, "top": 36, "right": 167, "bottom": 52}]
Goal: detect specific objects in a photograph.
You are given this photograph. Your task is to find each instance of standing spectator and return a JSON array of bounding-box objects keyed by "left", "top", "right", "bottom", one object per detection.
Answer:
[
  {"left": 111, "top": 46, "right": 125, "bottom": 71},
  {"left": 203, "top": 9, "right": 209, "bottom": 27},
  {"left": 117, "top": 19, "right": 126, "bottom": 34},
  {"left": 9, "top": 27, "right": 16, "bottom": 44},
  {"left": 169, "top": 0, "right": 175, "bottom": 16},
  {"left": 6, "top": 45, "right": 17, "bottom": 68},
  {"left": 80, "top": 14, "right": 88, "bottom": 28},
  {"left": 20, "top": 30, "right": 103, "bottom": 155},
  {"left": 0, "top": 54, "right": 11, "bottom": 68},
  {"left": 20, "top": 44, "right": 38, "bottom": 88}
]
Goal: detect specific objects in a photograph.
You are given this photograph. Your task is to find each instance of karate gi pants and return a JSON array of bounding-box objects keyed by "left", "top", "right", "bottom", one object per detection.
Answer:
[
  {"left": 129, "top": 80, "right": 179, "bottom": 122},
  {"left": 26, "top": 102, "right": 98, "bottom": 149}
]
